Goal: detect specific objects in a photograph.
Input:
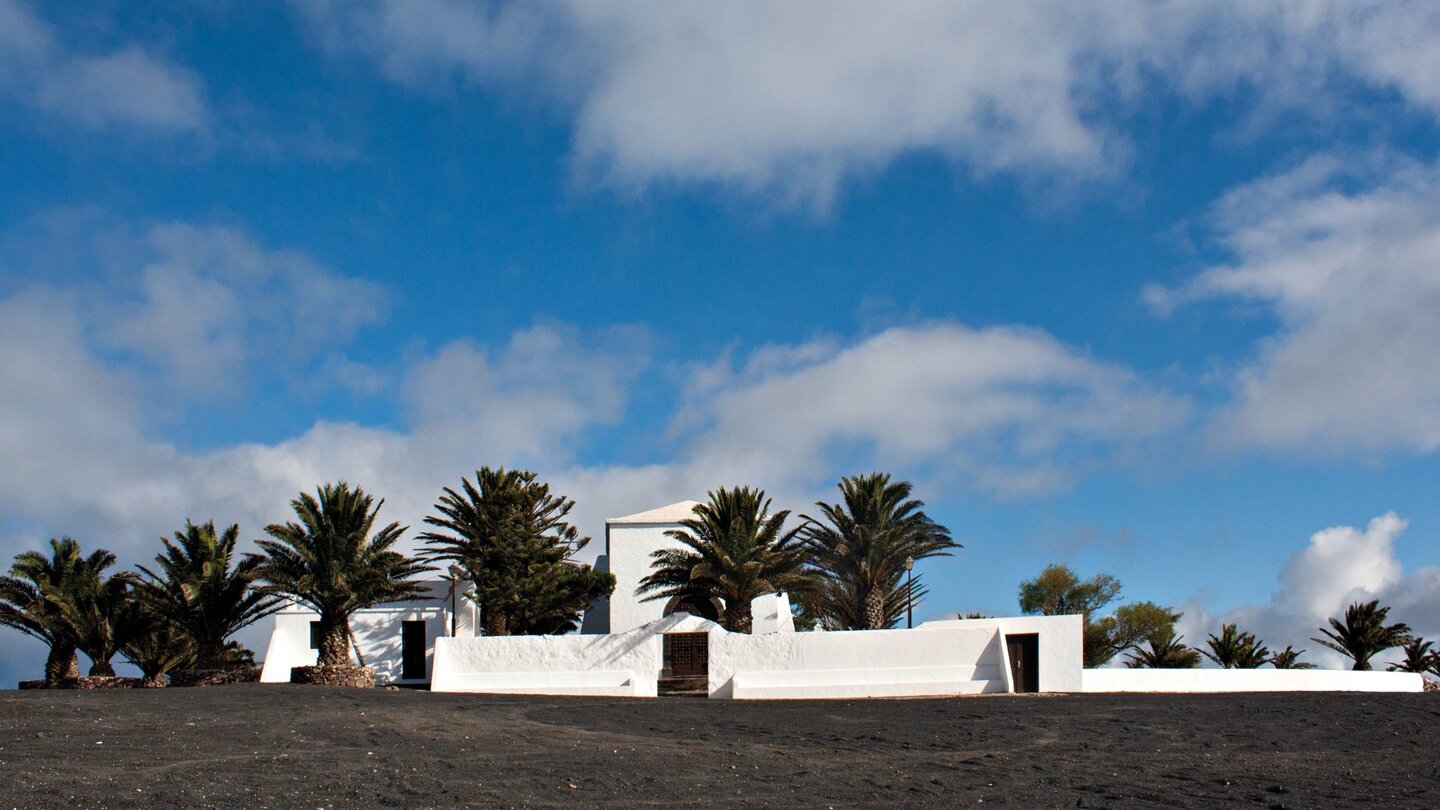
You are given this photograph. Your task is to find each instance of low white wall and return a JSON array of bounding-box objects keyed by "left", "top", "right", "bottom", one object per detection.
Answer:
[
  {"left": 916, "top": 614, "right": 1085, "bottom": 693},
  {"left": 1082, "top": 667, "right": 1425, "bottom": 693},
  {"left": 432, "top": 614, "right": 716, "bottom": 697},
  {"left": 709, "top": 625, "right": 1007, "bottom": 699}
]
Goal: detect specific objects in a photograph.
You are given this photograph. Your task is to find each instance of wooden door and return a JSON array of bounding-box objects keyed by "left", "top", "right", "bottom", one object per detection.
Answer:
[
  {"left": 401, "top": 620, "right": 427, "bottom": 680},
  {"left": 664, "top": 632, "right": 709, "bottom": 678},
  {"left": 1006, "top": 633, "right": 1040, "bottom": 693}
]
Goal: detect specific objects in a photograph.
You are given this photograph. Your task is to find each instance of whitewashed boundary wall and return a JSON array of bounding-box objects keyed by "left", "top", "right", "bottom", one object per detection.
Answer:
[
  {"left": 1082, "top": 667, "right": 1425, "bottom": 693},
  {"left": 708, "top": 624, "right": 1007, "bottom": 699},
  {"left": 431, "top": 614, "right": 715, "bottom": 697},
  {"left": 916, "top": 615, "right": 1086, "bottom": 693}
]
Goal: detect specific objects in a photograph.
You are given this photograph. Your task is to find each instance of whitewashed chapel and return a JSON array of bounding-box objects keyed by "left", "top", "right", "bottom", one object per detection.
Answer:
[{"left": 260, "top": 501, "right": 1423, "bottom": 698}]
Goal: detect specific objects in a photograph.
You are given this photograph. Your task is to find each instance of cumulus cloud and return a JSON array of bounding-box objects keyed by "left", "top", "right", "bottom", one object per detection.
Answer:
[
  {"left": 0, "top": 0, "right": 207, "bottom": 131},
  {"left": 292, "top": 1, "right": 1440, "bottom": 208},
  {"left": 2, "top": 211, "right": 390, "bottom": 401},
  {"left": 1148, "top": 154, "right": 1440, "bottom": 453},
  {"left": 1177, "top": 513, "right": 1440, "bottom": 669},
  {"left": 669, "top": 324, "right": 1189, "bottom": 499}
]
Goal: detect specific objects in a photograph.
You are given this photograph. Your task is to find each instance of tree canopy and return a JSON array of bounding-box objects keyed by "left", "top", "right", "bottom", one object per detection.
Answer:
[
  {"left": 1124, "top": 631, "right": 1201, "bottom": 668},
  {"left": 798, "top": 473, "right": 958, "bottom": 630},
  {"left": 1018, "top": 565, "right": 1180, "bottom": 667},
  {"left": 1202, "top": 623, "right": 1270, "bottom": 669},
  {"left": 254, "top": 482, "right": 431, "bottom": 668},
  {"left": 137, "top": 520, "right": 281, "bottom": 671},
  {"left": 421, "top": 468, "right": 614, "bottom": 636},
  {"left": 638, "top": 486, "right": 813, "bottom": 633},
  {"left": 1312, "top": 600, "right": 1410, "bottom": 671}
]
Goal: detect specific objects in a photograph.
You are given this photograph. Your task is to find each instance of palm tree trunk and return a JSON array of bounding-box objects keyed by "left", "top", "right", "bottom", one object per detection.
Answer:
[
  {"left": 316, "top": 615, "right": 352, "bottom": 668},
  {"left": 194, "top": 640, "right": 223, "bottom": 672},
  {"left": 45, "top": 644, "right": 79, "bottom": 685},
  {"left": 863, "top": 589, "right": 886, "bottom": 630},
  {"left": 88, "top": 658, "right": 116, "bottom": 677},
  {"left": 483, "top": 610, "right": 508, "bottom": 636},
  {"left": 724, "top": 603, "right": 752, "bottom": 634}
]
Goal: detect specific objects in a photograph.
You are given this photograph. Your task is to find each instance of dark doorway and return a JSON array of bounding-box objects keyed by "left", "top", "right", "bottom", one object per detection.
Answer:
[
  {"left": 660, "top": 632, "right": 710, "bottom": 696},
  {"left": 401, "top": 621, "right": 427, "bottom": 680},
  {"left": 309, "top": 621, "right": 321, "bottom": 650},
  {"left": 1006, "top": 633, "right": 1040, "bottom": 693},
  {"left": 664, "top": 632, "right": 709, "bottom": 677}
]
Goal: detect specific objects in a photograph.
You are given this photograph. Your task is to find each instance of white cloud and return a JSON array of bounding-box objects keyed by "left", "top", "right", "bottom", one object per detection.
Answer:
[
  {"left": 3, "top": 212, "right": 392, "bottom": 401},
  {"left": 108, "top": 222, "right": 391, "bottom": 398},
  {"left": 0, "top": 0, "right": 207, "bottom": 131},
  {"left": 1177, "top": 513, "right": 1440, "bottom": 669},
  {"left": 670, "top": 323, "right": 1189, "bottom": 498},
  {"left": 292, "top": 1, "right": 1440, "bottom": 209},
  {"left": 1149, "top": 154, "right": 1440, "bottom": 453}
]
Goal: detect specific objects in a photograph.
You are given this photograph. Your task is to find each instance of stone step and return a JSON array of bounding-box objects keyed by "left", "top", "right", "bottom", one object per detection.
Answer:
[{"left": 658, "top": 676, "right": 709, "bottom": 697}]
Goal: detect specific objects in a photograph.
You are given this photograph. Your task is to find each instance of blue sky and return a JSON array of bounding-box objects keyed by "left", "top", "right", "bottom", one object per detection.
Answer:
[{"left": 3, "top": 1, "right": 1440, "bottom": 681}]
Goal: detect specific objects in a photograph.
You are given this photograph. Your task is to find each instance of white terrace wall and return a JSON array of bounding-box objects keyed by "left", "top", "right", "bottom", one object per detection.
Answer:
[
  {"left": 1083, "top": 667, "right": 1425, "bottom": 693},
  {"left": 431, "top": 614, "right": 717, "bottom": 697},
  {"left": 707, "top": 624, "right": 1009, "bottom": 699}
]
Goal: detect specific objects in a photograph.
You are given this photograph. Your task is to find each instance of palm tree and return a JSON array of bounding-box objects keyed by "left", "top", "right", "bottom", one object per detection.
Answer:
[
  {"left": 0, "top": 538, "right": 92, "bottom": 684},
  {"left": 1387, "top": 637, "right": 1438, "bottom": 674},
  {"left": 798, "top": 473, "right": 958, "bottom": 630},
  {"left": 1312, "top": 600, "right": 1411, "bottom": 671},
  {"left": 1124, "top": 631, "right": 1201, "bottom": 668},
  {"left": 253, "top": 483, "right": 431, "bottom": 671},
  {"left": 121, "top": 609, "right": 194, "bottom": 688},
  {"left": 60, "top": 551, "right": 138, "bottom": 677},
  {"left": 637, "top": 486, "right": 813, "bottom": 633},
  {"left": 1268, "top": 645, "right": 1315, "bottom": 669},
  {"left": 421, "top": 468, "right": 614, "bottom": 635},
  {"left": 1202, "top": 623, "right": 1271, "bottom": 669},
  {"left": 137, "top": 521, "right": 281, "bottom": 672}
]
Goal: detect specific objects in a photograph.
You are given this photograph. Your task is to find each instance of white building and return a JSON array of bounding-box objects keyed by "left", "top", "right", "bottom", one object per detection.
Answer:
[
  {"left": 258, "top": 579, "right": 476, "bottom": 686},
  {"left": 259, "top": 499, "right": 1425, "bottom": 696}
]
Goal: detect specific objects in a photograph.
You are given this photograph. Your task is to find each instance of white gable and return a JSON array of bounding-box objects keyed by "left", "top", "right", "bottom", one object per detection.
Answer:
[{"left": 607, "top": 500, "right": 702, "bottom": 525}]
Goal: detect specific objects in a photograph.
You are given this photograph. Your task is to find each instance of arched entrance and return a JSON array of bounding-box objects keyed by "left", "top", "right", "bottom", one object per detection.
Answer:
[{"left": 663, "top": 593, "right": 721, "bottom": 623}]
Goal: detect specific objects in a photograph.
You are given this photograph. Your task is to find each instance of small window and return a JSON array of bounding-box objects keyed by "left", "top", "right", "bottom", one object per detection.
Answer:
[{"left": 309, "top": 621, "right": 321, "bottom": 650}]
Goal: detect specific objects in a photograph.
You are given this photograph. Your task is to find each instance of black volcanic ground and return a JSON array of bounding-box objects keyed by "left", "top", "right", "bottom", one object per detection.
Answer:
[{"left": 0, "top": 685, "right": 1435, "bottom": 808}]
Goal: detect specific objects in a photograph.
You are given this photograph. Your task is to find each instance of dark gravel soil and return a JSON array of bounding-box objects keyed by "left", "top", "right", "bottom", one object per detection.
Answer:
[{"left": 0, "top": 685, "right": 1436, "bottom": 808}]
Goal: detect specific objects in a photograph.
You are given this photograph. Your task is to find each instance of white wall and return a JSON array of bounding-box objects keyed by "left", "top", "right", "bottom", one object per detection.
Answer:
[
  {"left": 432, "top": 614, "right": 717, "bottom": 697},
  {"left": 606, "top": 522, "right": 689, "bottom": 633},
  {"left": 430, "top": 598, "right": 1088, "bottom": 700},
  {"left": 258, "top": 581, "right": 463, "bottom": 684},
  {"left": 1082, "top": 667, "right": 1425, "bottom": 693},
  {"left": 708, "top": 625, "right": 1007, "bottom": 699},
  {"left": 917, "top": 615, "right": 1085, "bottom": 693}
]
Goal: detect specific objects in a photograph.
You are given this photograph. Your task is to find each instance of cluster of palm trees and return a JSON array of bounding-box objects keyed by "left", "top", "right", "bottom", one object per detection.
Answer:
[
  {"left": 637, "top": 473, "right": 961, "bottom": 632},
  {"left": 0, "top": 482, "right": 436, "bottom": 687},
  {"left": 0, "top": 470, "right": 635, "bottom": 686},
  {"left": 1122, "top": 600, "right": 1437, "bottom": 675},
  {"left": 0, "top": 524, "right": 280, "bottom": 687}
]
